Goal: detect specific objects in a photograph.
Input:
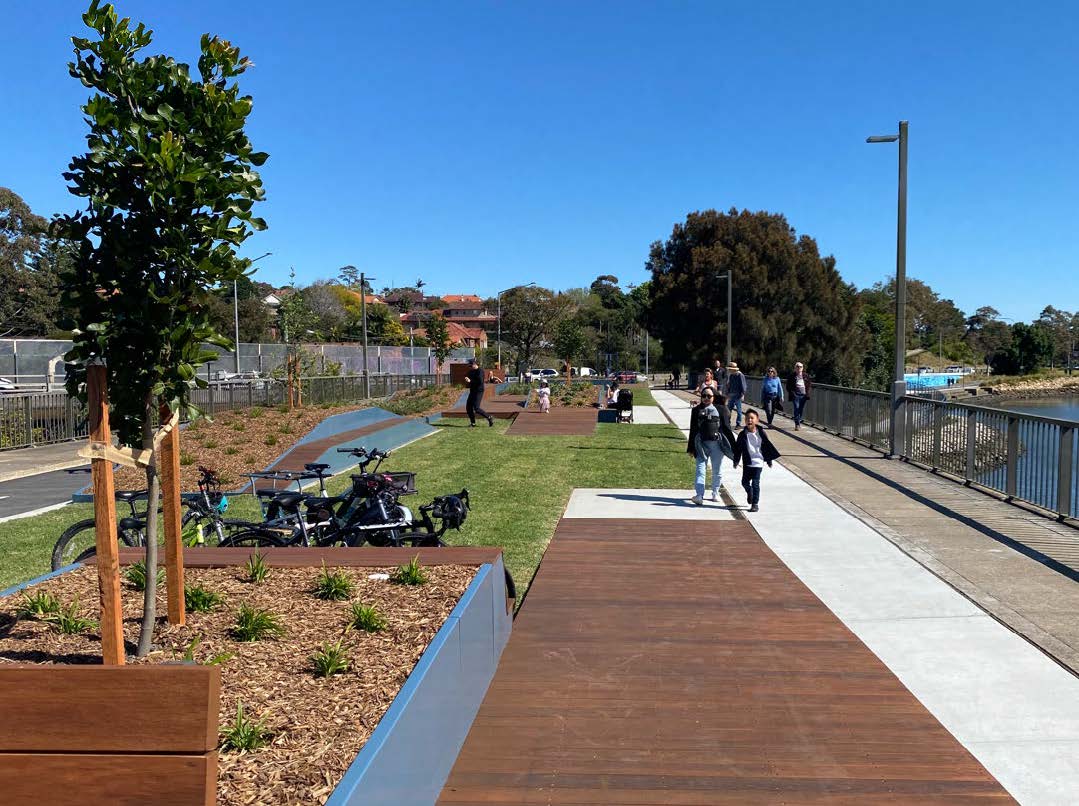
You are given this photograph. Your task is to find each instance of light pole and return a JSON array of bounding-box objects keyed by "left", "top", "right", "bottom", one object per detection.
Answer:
[
  {"left": 496, "top": 282, "right": 535, "bottom": 372},
  {"left": 234, "top": 251, "right": 272, "bottom": 373},
  {"left": 867, "top": 120, "right": 909, "bottom": 457},
  {"left": 359, "top": 271, "right": 376, "bottom": 398},
  {"left": 716, "top": 272, "right": 732, "bottom": 367}
]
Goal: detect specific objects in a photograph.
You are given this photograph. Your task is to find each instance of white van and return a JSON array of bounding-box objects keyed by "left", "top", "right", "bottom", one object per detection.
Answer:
[{"left": 572, "top": 367, "right": 598, "bottom": 377}]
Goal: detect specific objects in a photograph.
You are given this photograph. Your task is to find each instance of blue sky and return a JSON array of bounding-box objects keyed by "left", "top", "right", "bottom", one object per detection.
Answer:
[{"left": 2, "top": 1, "right": 1076, "bottom": 322}]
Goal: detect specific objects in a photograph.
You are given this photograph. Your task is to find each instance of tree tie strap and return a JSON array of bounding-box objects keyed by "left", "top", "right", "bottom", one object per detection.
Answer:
[{"left": 77, "top": 410, "right": 180, "bottom": 468}]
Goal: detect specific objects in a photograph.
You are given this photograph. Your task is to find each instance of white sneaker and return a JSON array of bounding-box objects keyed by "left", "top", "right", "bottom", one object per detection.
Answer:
[
  {"left": 691, "top": 495, "right": 703, "bottom": 506},
  {"left": 710, "top": 491, "right": 718, "bottom": 502}
]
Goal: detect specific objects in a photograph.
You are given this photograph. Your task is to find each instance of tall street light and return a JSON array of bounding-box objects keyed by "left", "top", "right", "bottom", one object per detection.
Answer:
[
  {"left": 360, "top": 272, "right": 376, "bottom": 399},
  {"left": 716, "top": 272, "right": 732, "bottom": 368},
  {"left": 867, "top": 120, "right": 909, "bottom": 457},
  {"left": 235, "top": 251, "right": 272, "bottom": 373},
  {"left": 497, "top": 282, "right": 535, "bottom": 371}
]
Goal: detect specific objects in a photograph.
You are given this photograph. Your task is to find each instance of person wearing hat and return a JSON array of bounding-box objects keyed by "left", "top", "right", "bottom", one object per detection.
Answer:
[
  {"left": 724, "top": 361, "right": 747, "bottom": 427},
  {"left": 463, "top": 357, "right": 498, "bottom": 427}
]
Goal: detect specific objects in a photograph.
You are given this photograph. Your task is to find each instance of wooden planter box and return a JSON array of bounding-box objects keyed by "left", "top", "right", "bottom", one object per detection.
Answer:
[{"left": 1, "top": 547, "right": 512, "bottom": 806}]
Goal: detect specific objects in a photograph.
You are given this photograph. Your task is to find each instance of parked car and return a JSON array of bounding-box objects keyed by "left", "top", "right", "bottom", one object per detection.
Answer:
[
  {"left": 0, "top": 377, "right": 17, "bottom": 392},
  {"left": 572, "top": 367, "right": 598, "bottom": 377},
  {"left": 525, "top": 368, "right": 559, "bottom": 382},
  {"left": 609, "top": 370, "right": 645, "bottom": 384}
]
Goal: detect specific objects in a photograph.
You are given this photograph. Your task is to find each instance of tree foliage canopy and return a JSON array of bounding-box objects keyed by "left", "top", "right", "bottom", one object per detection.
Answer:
[
  {"left": 55, "top": 1, "right": 268, "bottom": 446},
  {"left": 0, "top": 187, "right": 66, "bottom": 338},
  {"left": 646, "top": 209, "right": 860, "bottom": 382}
]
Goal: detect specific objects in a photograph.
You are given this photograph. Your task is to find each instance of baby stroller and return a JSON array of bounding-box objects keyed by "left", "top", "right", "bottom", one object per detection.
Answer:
[{"left": 616, "top": 388, "right": 634, "bottom": 423}]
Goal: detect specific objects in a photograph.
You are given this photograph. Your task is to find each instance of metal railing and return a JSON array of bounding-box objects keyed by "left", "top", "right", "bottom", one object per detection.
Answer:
[
  {"left": 0, "top": 373, "right": 441, "bottom": 451},
  {"left": 744, "top": 376, "right": 1079, "bottom": 521}
]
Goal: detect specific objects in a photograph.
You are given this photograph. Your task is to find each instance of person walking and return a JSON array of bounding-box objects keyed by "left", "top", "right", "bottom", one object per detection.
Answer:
[
  {"left": 686, "top": 388, "right": 736, "bottom": 506},
  {"left": 760, "top": 367, "right": 784, "bottom": 426},
  {"left": 733, "top": 409, "right": 780, "bottom": 512},
  {"left": 786, "top": 361, "right": 812, "bottom": 431},
  {"left": 713, "top": 358, "right": 728, "bottom": 392},
  {"left": 696, "top": 368, "right": 719, "bottom": 398},
  {"left": 724, "top": 361, "right": 747, "bottom": 427},
  {"left": 537, "top": 379, "right": 551, "bottom": 413},
  {"left": 463, "top": 357, "right": 495, "bottom": 427}
]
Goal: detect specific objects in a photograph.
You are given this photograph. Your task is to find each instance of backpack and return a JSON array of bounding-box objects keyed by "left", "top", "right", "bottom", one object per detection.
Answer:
[{"left": 699, "top": 410, "right": 722, "bottom": 441}]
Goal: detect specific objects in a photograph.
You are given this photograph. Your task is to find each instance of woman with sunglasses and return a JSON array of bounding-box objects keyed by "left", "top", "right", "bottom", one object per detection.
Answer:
[
  {"left": 761, "top": 367, "right": 784, "bottom": 426},
  {"left": 686, "top": 387, "right": 736, "bottom": 506}
]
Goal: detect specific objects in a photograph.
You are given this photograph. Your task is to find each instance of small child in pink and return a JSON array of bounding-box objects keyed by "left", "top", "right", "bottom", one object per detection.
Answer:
[{"left": 537, "top": 380, "right": 551, "bottom": 413}]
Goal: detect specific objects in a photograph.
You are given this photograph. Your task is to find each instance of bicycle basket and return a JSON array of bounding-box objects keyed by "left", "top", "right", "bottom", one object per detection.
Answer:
[{"left": 385, "top": 472, "right": 417, "bottom": 495}]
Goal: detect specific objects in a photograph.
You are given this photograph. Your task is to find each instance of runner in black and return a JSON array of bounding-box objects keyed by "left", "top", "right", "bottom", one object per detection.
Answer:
[{"left": 464, "top": 357, "right": 494, "bottom": 427}]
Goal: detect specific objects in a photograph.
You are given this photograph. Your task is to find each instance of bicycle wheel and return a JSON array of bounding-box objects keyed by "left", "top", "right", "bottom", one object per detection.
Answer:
[
  {"left": 217, "top": 529, "right": 290, "bottom": 549},
  {"left": 51, "top": 519, "right": 142, "bottom": 571}
]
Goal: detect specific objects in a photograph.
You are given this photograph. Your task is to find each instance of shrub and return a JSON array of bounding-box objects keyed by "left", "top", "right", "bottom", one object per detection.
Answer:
[
  {"left": 225, "top": 446, "right": 239, "bottom": 456},
  {"left": 231, "top": 422, "right": 246, "bottom": 432},
  {"left": 310, "top": 638, "right": 350, "bottom": 677},
  {"left": 184, "top": 584, "right": 224, "bottom": 613},
  {"left": 231, "top": 603, "right": 285, "bottom": 642},
  {"left": 313, "top": 564, "right": 355, "bottom": 601},
  {"left": 245, "top": 551, "right": 270, "bottom": 583},
  {"left": 249, "top": 407, "right": 264, "bottom": 419},
  {"left": 179, "top": 452, "right": 195, "bottom": 466},
  {"left": 16, "top": 590, "right": 61, "bottom": 619},
  {"left": 390, "top": 555, "right": 428, "bottom": 586},
  {"left": 47, "top": 600, "right": 97, "bottom": 635},
  {"left": 264, "top": 434, "right": 278, "bottom": 447},
  {"left": 279, "top": 424, "right": 293, "bottom": 435},
  {"left": 181, "top": 635, "right": 234, "bottom": 665},
  {"left": 125, "top": 560, "right": 165, "bottom": 591},
  {"left": 349, "top": 602, "right": 387, "bottom": 633},
  {"left": 220, "top": 703, "right": 273, "bottom": 752}
]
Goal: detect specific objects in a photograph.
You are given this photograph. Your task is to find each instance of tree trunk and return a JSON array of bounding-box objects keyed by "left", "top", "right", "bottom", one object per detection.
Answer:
[{"left": 136, "top": 401, "right": 160, "bottom": 658}]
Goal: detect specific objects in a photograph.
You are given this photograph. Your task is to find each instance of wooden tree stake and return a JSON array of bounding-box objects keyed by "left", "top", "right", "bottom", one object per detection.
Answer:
[
  {"left": 87, "top": 364, "right": 125, "bottom": 665},
  {"left": 158, "top": 402, "right": 186, "bottom": 625}
]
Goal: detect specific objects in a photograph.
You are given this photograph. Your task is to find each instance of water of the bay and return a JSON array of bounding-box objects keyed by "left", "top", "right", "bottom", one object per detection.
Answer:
[{"left": 994, "top": 397, "right": 1079, "bottom": 423}]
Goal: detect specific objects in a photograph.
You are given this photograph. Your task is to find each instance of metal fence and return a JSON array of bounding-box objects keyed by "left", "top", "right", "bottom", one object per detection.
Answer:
[
  {"left": 0, "top": 373, "right": 441, "bottom": 451},
  {"left": 744, "top": 376, "right": 1078, "bottom": 521}
]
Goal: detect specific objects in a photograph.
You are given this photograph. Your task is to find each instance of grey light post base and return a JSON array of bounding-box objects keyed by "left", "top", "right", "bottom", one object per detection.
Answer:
[{"left": 889, "top": 379, "right": 907, "bottom": 458}]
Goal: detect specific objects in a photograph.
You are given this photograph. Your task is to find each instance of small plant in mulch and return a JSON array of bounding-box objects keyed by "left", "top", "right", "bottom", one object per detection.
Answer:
[
  {"left": 16, "top": 590, "right": 61, "bottom": 620},
  {"left": 232, "top": 603, "right": 285, "bottom": 642},
  {"left": 244, "top": 453, "right": 259, "bottom": 464},
  {"left": 245, "top": 552, "right": 270, "bottom": 584},
  {"left": 47, "top": 599, "right": 97, "bottom": 635},
  {"left": 220, "top": 702, "right": 273, "bottom": 752},
  {"left": 203, "top": 439, "right": 219, "bottom": 449},
  {"left": 125, "top": 560, "right": 165, "bottom": 591},
  {"left": 181, "top": 635, "right": 234, "bottom": 666},
  {"left": 224, "top": 446, "right": 239, "bottom": 456},
  {"left": 264, "top": 434, "right": 278, "bottom": 447},
  {"left": 312, "top": 564, "right": 355, "bottom": 601},
  {"left": 275, "top": 404, "right": 290, "bottom": 414},
  {"left": 231, "top": 422, "right": 246, "bottom": 432},
  {"left": 248, "top": 406, "right": 264, "bottom": 418},
  {"left": 185, "top": 584, "right": 225, "bottom": 613},
  {"left": 279, "top": 424, "right": 294, "bottom": 435},
  {"left": 389, "top": 555, "right": 428, "bottom": 586},
  {"left": 310, "top": 638, "right": 351, "bottom": 677},
  {"left": 348, "top": 602, "right": 387, "bottom": 633},
  {"left": 180, "top": 452, "right": 195, "bottom": 466}
]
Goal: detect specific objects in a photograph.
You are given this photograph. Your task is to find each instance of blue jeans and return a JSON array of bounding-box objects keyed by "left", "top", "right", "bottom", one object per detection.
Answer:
[
  {"left": 793, "top": 394, "right": 807, "bottom": 425},
  {"left": 694, "top": 438, "right": 725, "bottom": 498},
  {"left": 728, "top": 395, "right": 744, "bottom": 427},
  {"left": 741, "top": 465, "right": 762, "bottom": 504}
]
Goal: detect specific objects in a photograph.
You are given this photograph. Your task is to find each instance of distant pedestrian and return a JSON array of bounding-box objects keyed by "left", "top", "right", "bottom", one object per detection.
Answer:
[
  {"left": 537, "top": 379, "right": 551, "bottom": 413},
  {"left": 713, "top": 358, "right": 729, "bottom": 391},
  {"left": 696, "top": 368, "right": 719, "bottom": 398},
  {"left": 672, "top": 367, "right": 681, "bottom": 388},
  {"left": 686, "top": 388, "right": 736, "bottom": 506},
  {"left": 760, "top": 367, "right": 784, "bottom": 426},
  {"left": 786, "top": 362, "right": 812, "bottom": 430},
  {"left": 724, "top": 362, "right": 747, "bottom": 427},
  {"left": 463, "top": 358, "right": 494, "bottom": 427},
  {"left": 605, "top": 380, "right": 621, "bottom": 408},
  {"left": 733, "top": 409, "right": 780, "bottom": 513}
]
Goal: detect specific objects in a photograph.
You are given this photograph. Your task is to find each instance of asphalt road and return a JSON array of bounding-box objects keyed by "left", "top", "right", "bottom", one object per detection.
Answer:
[{"left": 0, "top": 467, "right": 90, "bottom": 520}]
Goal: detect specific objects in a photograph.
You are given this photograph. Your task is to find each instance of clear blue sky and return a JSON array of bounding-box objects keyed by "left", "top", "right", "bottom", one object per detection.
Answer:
[{"left": 2, "top": 1, "right": 1077, "bottom": 322}]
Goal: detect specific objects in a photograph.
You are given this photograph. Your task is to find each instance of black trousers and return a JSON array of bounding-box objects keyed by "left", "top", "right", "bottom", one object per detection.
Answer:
[
  {"left": 762, "top": 395, "right": 777, "bottom": 425},
  {"left": 741, "top": 465, "right": 762, "bottom": 504},
  {"left": 466, "top": 392, "right": 488, "bottom": 425}
]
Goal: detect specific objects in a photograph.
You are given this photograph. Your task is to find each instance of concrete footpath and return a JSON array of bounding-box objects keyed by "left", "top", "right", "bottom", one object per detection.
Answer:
[
  {"left": 653, "top": 389, "right": 1079, "bottom": 804},
  {"left": 0, "top": 441, "right": 86, "bottom": 484}
]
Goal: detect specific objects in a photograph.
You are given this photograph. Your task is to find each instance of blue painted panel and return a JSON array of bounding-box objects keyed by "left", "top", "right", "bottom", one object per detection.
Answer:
[
  {"left": 294, "top": 408, "right": 399, "bottom": 445},
  {"left": 316, "top": 420, "right": 436, "bottom": 475},
  {"left": 328, "top": 563, "right": 504, "bottom": 806},
  {"left": 490, "top": 556, "right": 513, "bottom": 653},
  {"left": 0, "top": 563, "right": 81, "bottom": 599}
]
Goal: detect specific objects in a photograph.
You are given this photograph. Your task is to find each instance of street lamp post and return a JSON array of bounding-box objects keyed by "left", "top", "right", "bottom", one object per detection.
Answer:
[
  {"left": 867, "top": 120, "right": 909, "bottom": 457},
  {"left": 234, "top": 252, "right": 272, "bottom": 373},
  {"left": 496, "top": 282, "right": 535, "bottom": 373},
  {"left": 360, "top": 271, "right": 376, "bottom": 398},
  {"left": 716, "top": 272, "right": 732, "bottom": 367}
]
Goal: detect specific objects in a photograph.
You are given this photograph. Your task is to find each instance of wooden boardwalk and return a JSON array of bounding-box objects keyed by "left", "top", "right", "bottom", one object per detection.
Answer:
[
  {"left": 505, "top": 407, "right": 598, "bottom": 436},
  {"left": 439, "top": 518, "right": 1012, "bottom": 804}
]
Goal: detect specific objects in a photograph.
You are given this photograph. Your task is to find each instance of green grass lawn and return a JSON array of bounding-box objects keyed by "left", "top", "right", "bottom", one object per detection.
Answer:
[{"left": 0, "top": 419, "right": 691, "bottom": 599}]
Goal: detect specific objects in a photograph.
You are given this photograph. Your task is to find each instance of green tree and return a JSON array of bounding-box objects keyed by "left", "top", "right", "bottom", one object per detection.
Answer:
[
  {"left": 0, "top": 187, "right": 66, "bottom": 337},
  {"left": 646, "top": 209, "right": 860, "bottom": 382},
  {"left": 553, "top": 317, "right": 587, "bottom": 379},
  {"left": 426, "top": 313, "right": 454, "bottom": 381},
  {"left": 55, "top": 1, "right": 267, "bottom": 655},
  {"left": 499, "top": 286, "right": 567, "bottom": 375}
]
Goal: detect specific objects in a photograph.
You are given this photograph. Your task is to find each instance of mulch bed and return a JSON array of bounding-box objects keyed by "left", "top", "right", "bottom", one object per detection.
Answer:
[{"left": 0, "top": 562, "right": 475, "bottom": 805}]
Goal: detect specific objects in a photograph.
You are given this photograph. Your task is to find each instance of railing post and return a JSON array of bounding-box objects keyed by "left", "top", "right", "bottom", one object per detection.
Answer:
[
  {"left": 932, "top": 402, "right": 943, "bottom": 469},
  {"left": 1058, "top": 425, "right": 1074, "bottom": 519},
  {"left": 23, "top": 395, "right": 33, "bottom": 447},
  {"left": 965, "top": 406, "right": 977, "bottom": 481},
  {"left": 1006, "top": 415, "right": 1020, "bottom": 498}
]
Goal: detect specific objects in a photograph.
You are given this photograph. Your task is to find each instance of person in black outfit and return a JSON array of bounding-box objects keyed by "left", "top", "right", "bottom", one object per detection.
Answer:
[{"left": 464, "top": 358, "right": 496, "bottom": 427}]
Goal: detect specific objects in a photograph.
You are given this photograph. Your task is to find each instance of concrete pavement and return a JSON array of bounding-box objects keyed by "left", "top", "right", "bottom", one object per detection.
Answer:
[{"left": 0, "top": 441, "right": 86, "bottom": 483}]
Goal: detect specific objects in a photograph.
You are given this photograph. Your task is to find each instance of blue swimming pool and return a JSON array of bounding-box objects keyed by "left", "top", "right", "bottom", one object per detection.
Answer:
[{"left": 904, "top": 373, "right": 962, "bottom": 390}]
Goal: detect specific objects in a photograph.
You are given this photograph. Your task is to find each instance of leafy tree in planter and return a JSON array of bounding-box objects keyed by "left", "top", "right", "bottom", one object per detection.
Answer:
[
  {"left": 54, "top": 1, "right": 267, "bottom": 656},
  {"left": 553, "top": 317, "right": 586, "bottom": 381}
]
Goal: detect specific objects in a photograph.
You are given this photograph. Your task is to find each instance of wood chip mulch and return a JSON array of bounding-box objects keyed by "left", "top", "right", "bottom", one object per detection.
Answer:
[{"left": 0, "top": 563, "right": 476, "bottom": 805}]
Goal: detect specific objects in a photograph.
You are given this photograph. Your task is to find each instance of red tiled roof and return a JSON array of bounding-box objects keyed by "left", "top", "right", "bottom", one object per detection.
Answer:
[{"left": 443, "top": 294, "right": 483, "bottom": 304}]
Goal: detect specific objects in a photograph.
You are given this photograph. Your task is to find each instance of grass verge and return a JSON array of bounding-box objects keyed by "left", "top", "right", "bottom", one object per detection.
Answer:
[{"left": 0, "top": 419, "right": 690, "bottom": 602}]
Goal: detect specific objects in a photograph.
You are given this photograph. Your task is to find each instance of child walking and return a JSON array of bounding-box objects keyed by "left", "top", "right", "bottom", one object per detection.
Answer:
[
  {"left": 537, "top": 379, "right": 551, "bottom": 413},
  {"left": 733, "top": 409, "right": 780, "bottom": 512}
]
